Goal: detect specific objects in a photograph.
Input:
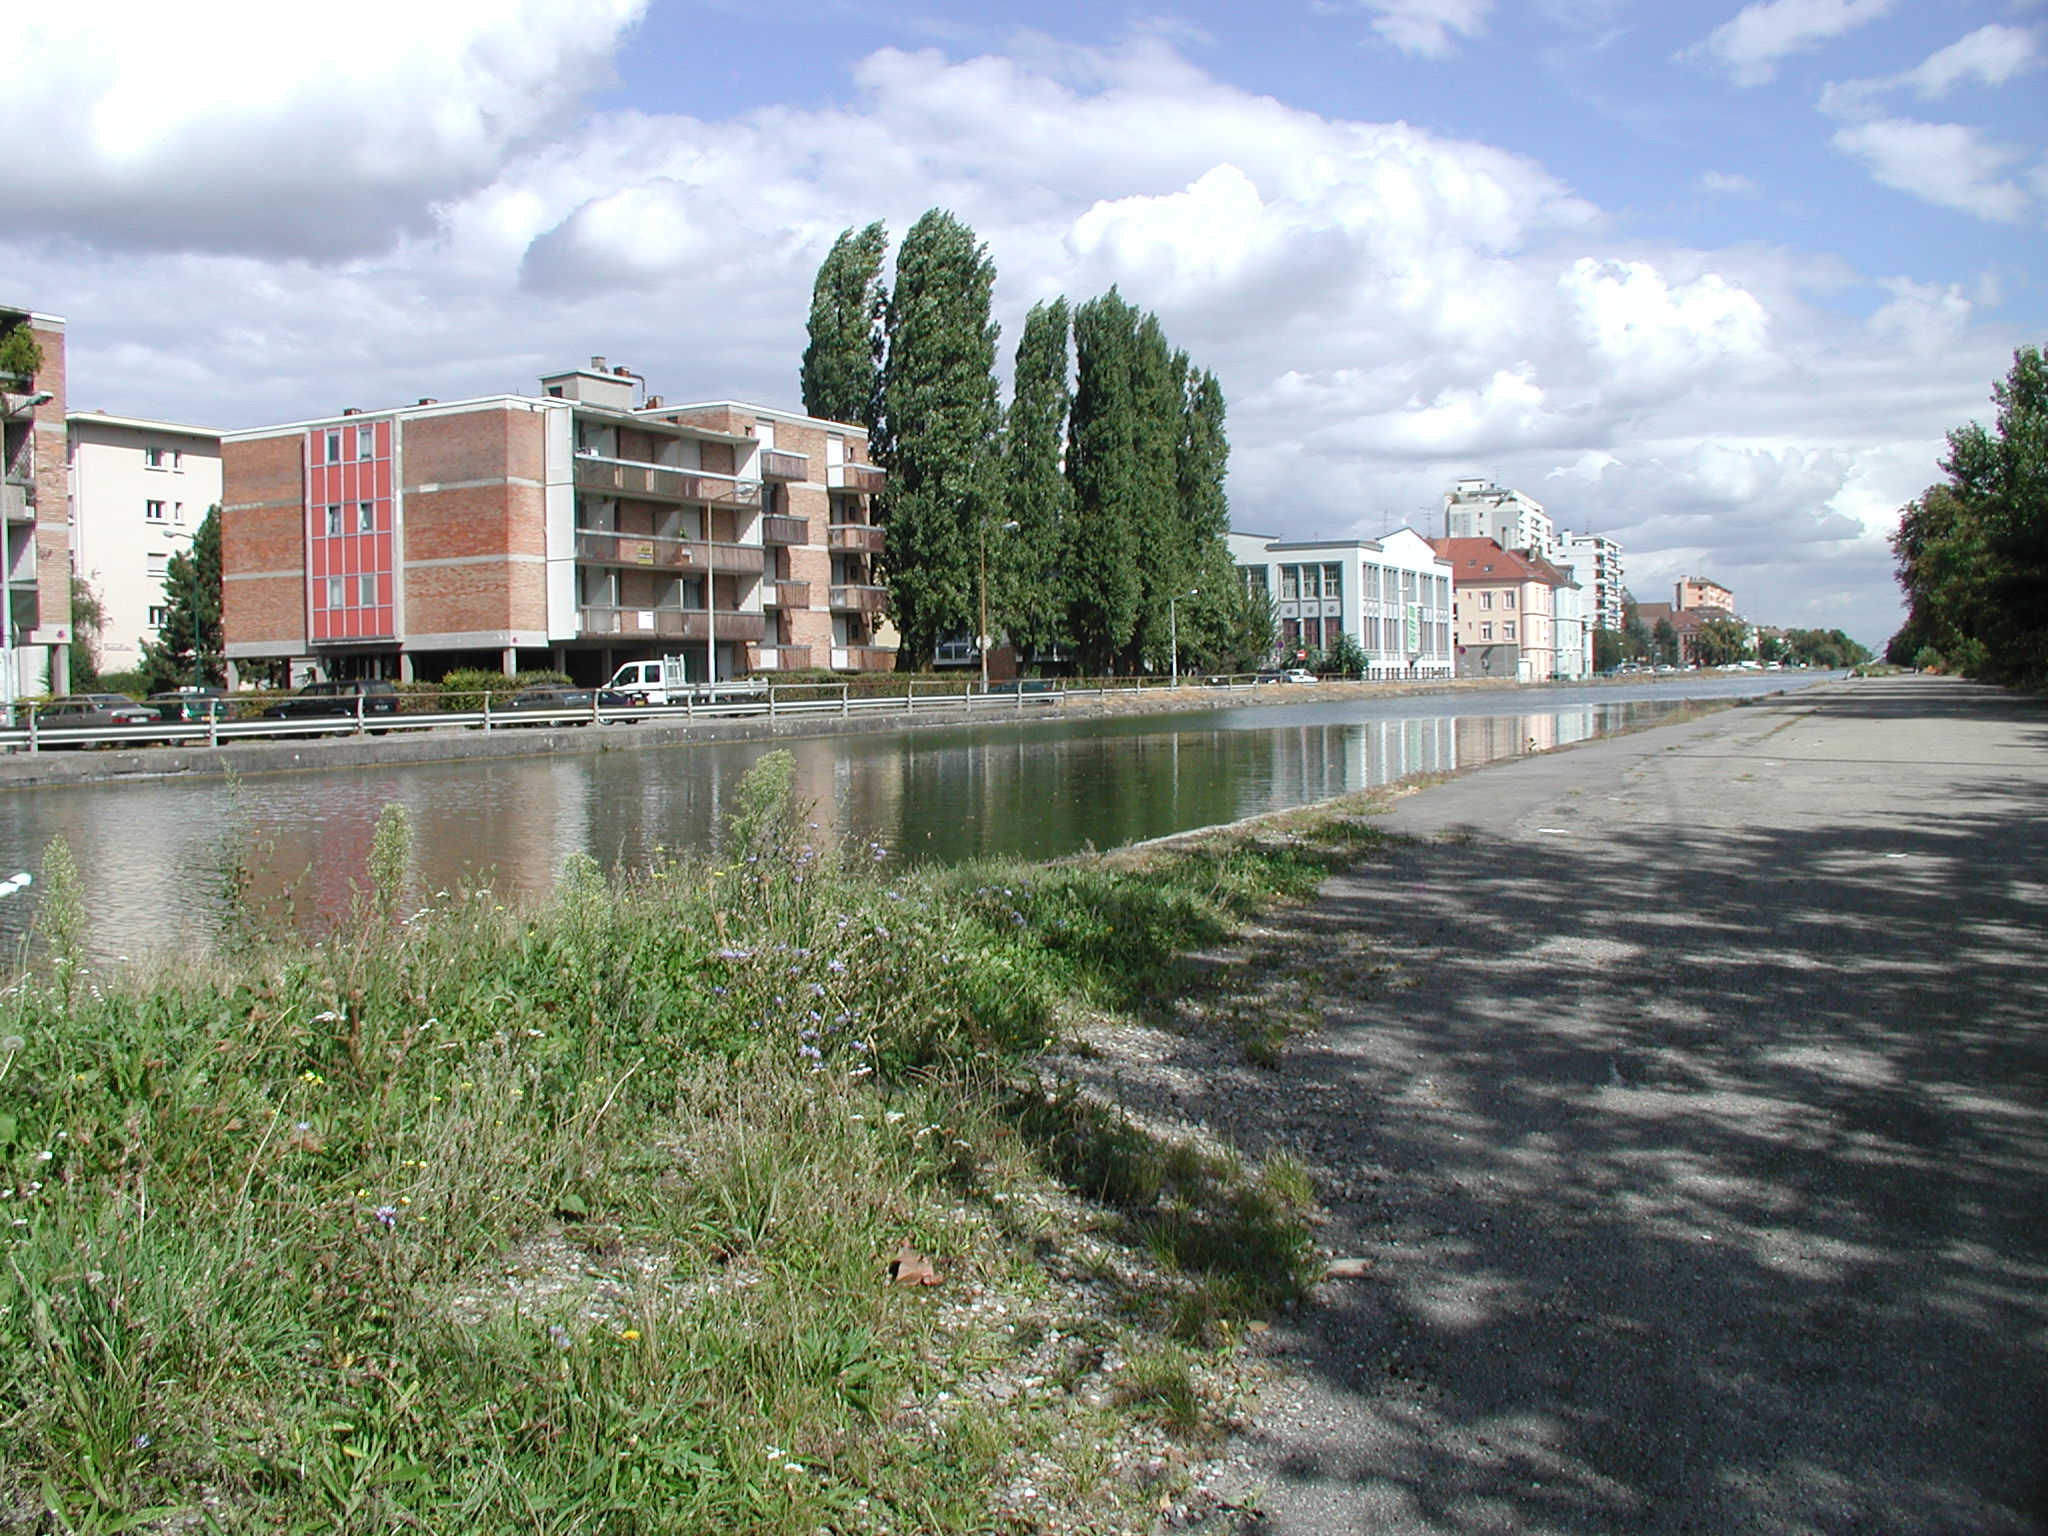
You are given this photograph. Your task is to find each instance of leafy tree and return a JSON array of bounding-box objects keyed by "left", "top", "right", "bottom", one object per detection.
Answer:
[
  {"left": 1621, "top": 598, "right": 1652, "bottom": 661},
  {"left": 1888, "top": 344, "right": 2048, "bottom": 683},
  {"left": 69, "top": 573, "right": 106, "bottom": 689},
  {"left": 0, "top": 323, "right": 43, "bottom": 382},
  {"left": 1167, "top": 364, "right": 1249, "bottom": 673},
  {"left": 1756, "top": 632, "right": 1784, "bottom": 664},
  {"left": 999, "top": 299, "right": 1075, "bottom": 662},
  {"left": 1592, "top": 627, "right": 1627, "bottom": 671},
  {"left": 799, "top": 223, "right": 889, "bottom": 432},
  {"left": 1324, "top": 631, "right": 1369, "bottom": 677},
  {"left": 1651, "top": 617, "right": 1680, "bottom": 667},
  {"left": 1690, "top": 616, "right": 1753, "bottom": 668},
  {"left": 141, "top": 505, "right": 224, "bottom": 691},
  {"left": 1065, "top": 290, "right": 1147, "bottom": 672},
  {"left": 1778, "top": 627, "right": 1870, "bottom": 668},
  {"left": 876, "top": 211, "right": 1001, "bottom": 669}
]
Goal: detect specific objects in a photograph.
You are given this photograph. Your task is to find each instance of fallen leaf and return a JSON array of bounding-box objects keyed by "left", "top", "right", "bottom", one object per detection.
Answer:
[
  {"left": 889, "top": 1240, "right": 941, "bottom": 1286},
  {"left": 1325, "top": 1258, "right": 1375, "bottom": 1278}
]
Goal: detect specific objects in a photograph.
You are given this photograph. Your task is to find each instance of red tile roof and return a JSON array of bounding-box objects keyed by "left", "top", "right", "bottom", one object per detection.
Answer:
[{"left": 1427, "top": 537, "right": 1563, "bottom": 585}]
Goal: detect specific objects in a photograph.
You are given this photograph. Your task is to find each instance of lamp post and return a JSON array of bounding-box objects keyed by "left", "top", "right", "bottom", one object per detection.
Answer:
[{"left": 1168, "top": 588, "right": 1198, "bottom": 687}]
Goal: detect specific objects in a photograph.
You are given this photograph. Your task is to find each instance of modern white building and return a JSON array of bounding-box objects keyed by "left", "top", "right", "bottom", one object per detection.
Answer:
[
  {"left": 1552, "top": 568, "right": 1592, "bottom": 679},
  {"left": 1557, "top": 529, "right": 1625, "bottom": 635},
  {"left": 1443, "top": 478, "right": 1558, "bottom": 563},
  {"left": 68, "top": 413, "right": 223, "bottom": 677},
  {"left": 1229, "top": 527, "right": 1455, "bottom": 678}
]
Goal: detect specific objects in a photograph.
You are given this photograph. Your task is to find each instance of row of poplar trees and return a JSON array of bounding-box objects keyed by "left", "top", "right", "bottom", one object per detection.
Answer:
[{"left": 800, "top": 211, "right": 1271, "bottom": 675}]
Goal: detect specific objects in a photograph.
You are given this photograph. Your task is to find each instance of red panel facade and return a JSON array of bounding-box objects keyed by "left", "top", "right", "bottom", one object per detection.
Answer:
[{"left": 305, "top": 419, "right": 395, "bottom": 642}]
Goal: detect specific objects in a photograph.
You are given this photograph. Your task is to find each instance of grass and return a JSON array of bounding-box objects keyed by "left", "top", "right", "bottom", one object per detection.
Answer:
[{"left": 0, "top": 754, "right": 1386, "bottom": 1533}]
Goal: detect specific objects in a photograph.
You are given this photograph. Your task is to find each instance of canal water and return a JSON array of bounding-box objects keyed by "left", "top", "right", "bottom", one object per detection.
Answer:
[{"left": 0, "top": 674, "right": 1833, "bottom": 961}]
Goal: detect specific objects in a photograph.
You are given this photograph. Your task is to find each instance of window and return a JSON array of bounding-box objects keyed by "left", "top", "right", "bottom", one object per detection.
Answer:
[
  {"left": 324, "top": 430, "right": 343, "bottom": 464},
  {"left": 145, "top": 500, "right": 168, "bottom": 522},
  {"left": 1503, "top": 622, "right": 1516, "bottom": 640},
  {"left": 143, "top": 446, "right": 180, "bottom": 470},
  {"left": 1323, "top": 564, "right": 1342, "bottom": 600},
  {"left": 146, "top": 554, "right": 169, "bottom": 581},
  {"left": 355, "top": 424, "right": 376, "bottom": 460},
  {"left": 1502, "top": 590, "right": 1516, "bottom": 610},
  {"left": 1479, "top": 622, "right": 1493, "bottom": 640},
  {"left": 358, "top": 574, "right": 377, "bottom": 606},
  {"left": 357, "top": 501, "right": 375, "bottom": 533},
  {"left": 324, "top": 505, "right": 343, "bottom": 536},
  {"left": 1280, "top": 567, "right": 1300, "bottom": 600},
  {"left": 326, "top": 576, "right": 346, "bottom": 608},
  {"left": 147, "top": 605, "right": 169, "bottom": 628},
  {"left": 1478, "top": 590, "right": 1493, "bottom": 610}
]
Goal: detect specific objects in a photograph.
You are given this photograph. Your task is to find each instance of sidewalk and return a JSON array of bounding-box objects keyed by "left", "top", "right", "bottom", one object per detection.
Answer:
[{"left": 1213, "top": 675, "right": 2047, "bottom": 1532}]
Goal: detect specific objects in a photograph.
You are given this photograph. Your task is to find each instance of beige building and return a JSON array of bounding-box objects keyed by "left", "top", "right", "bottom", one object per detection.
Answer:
[
  {"left": 1676, "top": 576, "right": 1735, "bottom": 614},
  {"left": 1431, "top": 537, "right": 1573, "bottom": 682},
  {"left": 1, "top": 304, "right": 75, "bottom": 704},
  {"left": 68, "top": 413, "right": 223, "bottom": 677}
]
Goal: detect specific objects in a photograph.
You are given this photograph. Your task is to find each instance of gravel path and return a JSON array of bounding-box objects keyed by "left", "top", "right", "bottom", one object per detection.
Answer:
[{"left": 1086, "top": 675, "right": 2048, "bottom": 1533}]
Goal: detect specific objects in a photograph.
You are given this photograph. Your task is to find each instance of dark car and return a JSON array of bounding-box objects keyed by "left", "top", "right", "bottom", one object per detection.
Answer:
[
  {"left": 145, "top": 688, "right": 230, "bottom": 723},
  {"left": 261, "top": 679, "right": 401, "bottom": 720},
  {"left": 498, "top": 687, "right": 636, "bottom": 723},
  {"left": 37, "top": 694, "right": 158, "bottom": 740}
]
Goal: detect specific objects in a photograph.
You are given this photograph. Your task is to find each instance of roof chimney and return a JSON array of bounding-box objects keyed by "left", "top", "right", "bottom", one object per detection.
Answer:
[
  {"left": 416, "top": 397, "right": 438, "bottom": 406},
  {"left": 589, "top": 356, "right": 607, "bottom": 371},
  {"left": 342, "top": 407, "right": 363, "bottom": 416}
]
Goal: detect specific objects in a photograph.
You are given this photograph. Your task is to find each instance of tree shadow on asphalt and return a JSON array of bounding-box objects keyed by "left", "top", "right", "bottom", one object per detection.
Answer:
[{"left": 1216, "top": 773, "right": 2048, "bottom": 1534}]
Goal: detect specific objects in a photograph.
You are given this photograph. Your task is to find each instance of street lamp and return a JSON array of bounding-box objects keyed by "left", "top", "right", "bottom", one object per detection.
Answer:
[
  {"left": 1168, "top": 588, "right": 1198, "bottom": 687},
  {"left": 976, "top": 517, "right": 1020, "bottom": 692}
]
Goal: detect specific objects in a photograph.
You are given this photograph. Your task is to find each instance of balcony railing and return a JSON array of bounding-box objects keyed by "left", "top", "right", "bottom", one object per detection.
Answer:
[
  {"left": 759, "top": 448, "right": 810, "bottom": 481},
  {"left": 573, "top": 454, "right": 761, "bottom": 510},
  {"left": 748, "top": 645, "right": 816, "bottom": 672},
  {"left": 578, "top": 606, "right": 769, "bottom": 643},
  {"left": 760, "top": 513, "right": 809, "bottom": 545},
  {"left": 827, "top": 523, "right": 884, "bottom": 555},
  {"left": 574, "top": 529, "right": 765, "bottom": 576},
  {"left": 766, "top": 580, "right": 811, "bottom": 609},
  {"left": 2, "top": 483, "right": 30, "bottom": 524},
  {"left": 831, "top": 644, "right": 896, "bottom": 671},
  {"left": 827, "top": 462, "right": 886, "bottom": 495},
  {"left": 829, "top": 583, "right": 888, "bottom": 614}
]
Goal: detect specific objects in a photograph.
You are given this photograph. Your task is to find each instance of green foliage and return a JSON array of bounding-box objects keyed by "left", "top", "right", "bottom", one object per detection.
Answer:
[
  {"left": 365, "top": 804, "right": 413, "bottom": 924},
  {"left": 139, "top": 506, "right": 223, "bottom": 691},
  {"left": 1593, "top": 627, "right": 1628, "bottom": 671},
  {"left": 1065, "top": 291, "right": 1148, "bottom": 672},
  {"left": 1651, "top": 616, "right": 1680, "bottom": 667},
  {"left": 68, "top": 573, "right": 106, "bottom": 689},
  {"left": 1889, "top": 344, "right": 2048, "bottom": 685},
  {"left": 1323, "top": 631, "right": 1370, "bottom": 678},
  {"left": 0, "top": 322, "right": 41, "bottom": 381},
  {"left": 431, "top": 668, "right": 573, "bottom": 711},
  {"left": 1000, "top": 298, "right": 1076, "bottom": 661},
  {"left": 1777, "top": 628, "right": 1871, "bottom": 668},
  {"left": 1690, "top": 616, "right": 1753, "bottom": 668},
  {"left": 799, "top": 222, "right": 889, "bottom": 432},
  {"left": 877, "top": 211, "right": 1002, "bottom": 668}
]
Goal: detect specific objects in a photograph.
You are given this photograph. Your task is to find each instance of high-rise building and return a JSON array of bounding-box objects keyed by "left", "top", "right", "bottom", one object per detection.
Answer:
[
  {"left": 1442, "top": 478, "right": 1558, "bottom": 562},
  {"left": 0, "top": 304, "right": 75, "bottom": 704},
  {"left": 220, "top": 361, "right": 889, "bottom": 686},
  {"left": 1557, "top": 530, "right": 1625, "bottom": 635}
]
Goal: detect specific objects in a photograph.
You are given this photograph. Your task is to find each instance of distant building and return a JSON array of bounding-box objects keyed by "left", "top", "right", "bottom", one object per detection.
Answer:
[
  {"left": 1443, "top": 478, "right": 1558, "bottom": 563},
  {"left": 1431, "top": 537, "right": 1575, "bottom": 682},
  {"left": 1557, "top": 530, "right": 1625, "bottom": 634},
  {"left": 68, "top": 413, "right": 223, "bottom": 678},
  {"left": 1228, "top": 528, "right": 1454, "bottom": 677},
  {"left": 220, "top": 360, "right": 889, "bottom": 686},
  {"left": 0, "top": 303, "right": 74, "bottom": 702},
  {"left": 1676, "top": 576, "right": 1734, "bottom": 614}
]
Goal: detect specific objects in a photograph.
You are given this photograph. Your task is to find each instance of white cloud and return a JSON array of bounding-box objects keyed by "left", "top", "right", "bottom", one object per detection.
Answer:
[
  {"left": 1693, "top": 0, "right": 1897, "bottom": 86},
  {"left": 1900, "top": 24, "right": 2041, "bottom": 99},
  {"left": 0, "top": 0, "right": 646, "bottom": 257},
  {"left": 1831, "top": 118, "right": 2032, "bottom": 221},
  {"left": 1348, "top": 0, "right": 1495, "bottom": 58},
  {"left": 1699, "top": 171, "right": 1761, "bottom": 195}
]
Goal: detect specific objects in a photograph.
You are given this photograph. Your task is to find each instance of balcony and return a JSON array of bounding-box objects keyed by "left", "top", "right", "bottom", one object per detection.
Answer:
[
  {"left": 573, "top": 454, "right": 761, "bottom": 510},
  {"left": 749, "top": 645, "right": 816, "bottom": 672},
  {"left": 831, "top": 645, "right": 896, "bottom": 672},
  {"left": 578, "top": 606, "right": 769, "bottom": 643},
  {"left": 829, "top": 583, "right": 888, "bottom": 614},
  {"left": 828, "top": 523, "right": 884, "bottom": 555},
  {"left": 760, "top": 513, "right": 809, "bottom": 545},
  {"left": 759, "top": 448, "right": 810, "bottom": 481},
  {"left": 827, "top": 462, "right": 886, "bottom": 495},
  {"left": 2, "top": 482, "right": 29, "bottom": 524},
  {"left": 766, "top": 580, "right": 812, "bottom": 609},
  {"left": 574, "top": 529, "right": 765, "bottom": 576}
]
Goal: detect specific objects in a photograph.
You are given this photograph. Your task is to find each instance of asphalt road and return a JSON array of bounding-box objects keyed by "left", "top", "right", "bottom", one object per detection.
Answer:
[{"left": 1234, "top": 675, "right": 2048, "bottom": 1534}]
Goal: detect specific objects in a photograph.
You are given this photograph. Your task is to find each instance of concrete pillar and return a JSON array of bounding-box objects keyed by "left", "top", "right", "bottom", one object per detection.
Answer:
[{"left": 501, "top": 645, "right": 517, "bottom": 675}]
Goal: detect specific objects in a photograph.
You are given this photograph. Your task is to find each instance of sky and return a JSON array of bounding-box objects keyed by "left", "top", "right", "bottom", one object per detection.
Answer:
[{"left": 4, "top": 0, "right": 2043, "bottom": 648}]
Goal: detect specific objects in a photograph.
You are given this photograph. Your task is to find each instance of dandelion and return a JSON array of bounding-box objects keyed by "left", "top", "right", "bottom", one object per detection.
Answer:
[
  {"left": 620, "top": 1329, "right": 641, "bottom": 1342},
  {"left": 299, "top": 1070, "right": 325, "bottom": 1086},
  {"left": 0, "top": 1035, "right": 23, "bottom": 1054}
]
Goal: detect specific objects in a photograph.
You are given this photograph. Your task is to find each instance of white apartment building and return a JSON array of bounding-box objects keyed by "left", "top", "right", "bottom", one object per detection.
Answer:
[
  {"left": 1557, "top": 530, "right": 1625, "bottom": 634},
  {"left": 68, "top": 413, "right": 223, "bottom": 677},
  {"left": 1552, "top": 570, "right": 1592, "bottom": 679},
  {"left": 1229, "top": 527, "right": 1455, "bottom": 678},
  {"left": 1443, "top": 478, "right": 1558, "bottom": 562}
]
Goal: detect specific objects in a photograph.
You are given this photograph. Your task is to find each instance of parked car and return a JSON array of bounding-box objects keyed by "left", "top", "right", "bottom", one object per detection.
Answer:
[
  {"left": 261, "top": 679, "right": 401, "bottom": 720},
  {"left": 498, "top": 687, "right": 636, "bottom": 722},
  {"left": 1254, "top": 669, "right": 1318, "bottom": 685},
  {"left": 145, "top": 687, "right": 230, "bottom": 723},
  {"left": 37, "top": 694, "right": 158, "bottom": 738}
]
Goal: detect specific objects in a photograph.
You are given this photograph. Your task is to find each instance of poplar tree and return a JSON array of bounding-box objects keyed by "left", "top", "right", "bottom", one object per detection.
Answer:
[
  {"left": 1124, "top": 315, "right": 1187, "bottom": 669},
  {"left": 1172, "top": 365, "right": 1262, "bottom": 670},
  {"left": 799, "top": 222, "right": 889, "bottom": 431},
  {"left": 877, "top": 210, "right": 1001, "bottom": 668},
  {"left": 1000, "top": 299, "right": 1074, "bottom": 661},
  {"left": 1065, "top": 291, "right": 1145, "bottom": 672}
]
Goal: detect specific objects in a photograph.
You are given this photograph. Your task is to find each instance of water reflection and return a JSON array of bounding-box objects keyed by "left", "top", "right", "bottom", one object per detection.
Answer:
[{"left": 0, "top": 677, "right": 1826, "bottom": 960}]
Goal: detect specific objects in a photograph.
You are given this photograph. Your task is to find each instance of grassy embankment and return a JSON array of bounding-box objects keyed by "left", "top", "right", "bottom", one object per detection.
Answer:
[{"left": 0, "top": 752, "right": 1391, "bottom": 1534}]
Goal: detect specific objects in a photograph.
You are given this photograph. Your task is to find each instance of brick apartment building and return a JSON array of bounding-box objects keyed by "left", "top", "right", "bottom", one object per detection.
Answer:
[
  {"left": 1, "top": 304, "right": 75, "bottom": 704},
  {"left": 220, "top": 360, "right": 890, "bottom": 686}
]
